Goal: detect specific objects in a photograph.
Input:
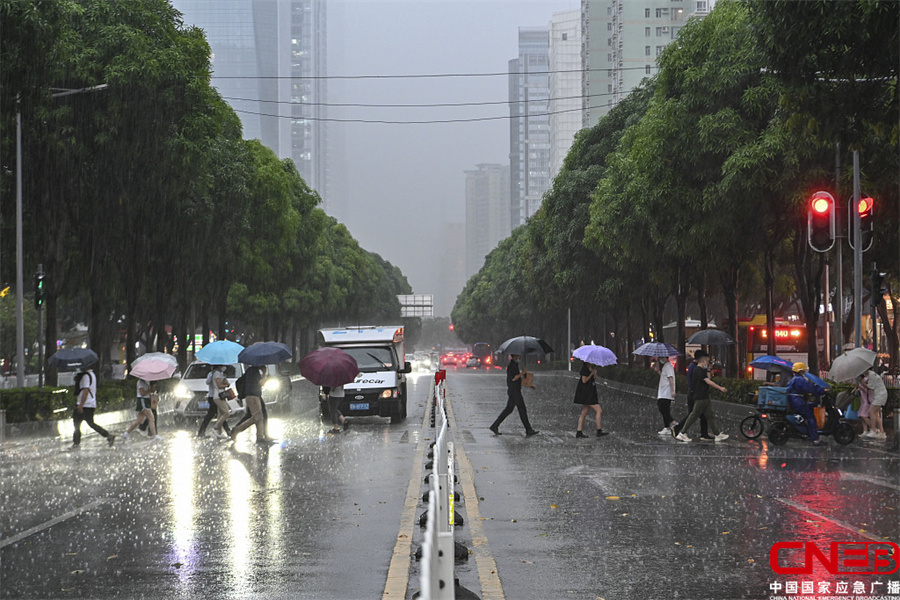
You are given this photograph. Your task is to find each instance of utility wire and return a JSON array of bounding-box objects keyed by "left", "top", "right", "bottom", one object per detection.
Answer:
[
  {"left": 212, "top": 64, "right": 660, "bottom": 80},
  {"left": 232, "top": 105, "right": 590, "bottom": 125},
  {"left": 219, "top": 90, "right": 618, "bottom": 109}
]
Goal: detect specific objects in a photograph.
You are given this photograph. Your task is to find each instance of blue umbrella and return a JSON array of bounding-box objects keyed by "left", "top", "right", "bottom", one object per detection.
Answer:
[
  {"left": 750, "top": 355, "right": 832, "bottom": 389},
  {"left": 195, "top": 340, "right": 244, "bottom": 365},
  {"left": 572, "top": 344, "right": 617, "bottom": 367},
  {"left": 632, "top": 342, "right": 681, "bottom": 358},
  {"left": 238, "top": 341, "right": 292, "bottom": 366},
  {"left": 749, "top": 355, "right": 794, "bottom": 371},
  {"left": 48, "top": 348, "right": 98, "bottom": 371}
]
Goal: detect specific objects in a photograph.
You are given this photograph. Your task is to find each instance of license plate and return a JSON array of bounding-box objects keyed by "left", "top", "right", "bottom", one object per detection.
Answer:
[
  {"left": 349, "top": 402, "right": 369, "bottom": 411},
  {"left": 198, "top": 400, "right": 209, "bottom": 410}
]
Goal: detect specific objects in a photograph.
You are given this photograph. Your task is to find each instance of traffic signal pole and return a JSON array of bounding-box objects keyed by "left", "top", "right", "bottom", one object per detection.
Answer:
[
  {"left": 853, "top": 151, "right": 863, "bottom": 348},
  {"left": 37, "top": 264, "right": 44, "bottom": 389}
]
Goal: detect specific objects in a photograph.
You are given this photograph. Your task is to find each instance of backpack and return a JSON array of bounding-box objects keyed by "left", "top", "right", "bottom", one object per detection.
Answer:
[{"left": 235, "top": 372, "right": 247, "bottom": 399}]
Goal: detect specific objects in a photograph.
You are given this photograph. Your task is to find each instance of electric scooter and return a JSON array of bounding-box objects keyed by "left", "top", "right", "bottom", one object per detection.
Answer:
[{"left": 767, "top": 394, "right": 856, "bottom": 446}]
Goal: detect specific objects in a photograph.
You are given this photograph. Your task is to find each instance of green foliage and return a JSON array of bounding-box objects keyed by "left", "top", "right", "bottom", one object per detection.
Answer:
[{"left": 0, "top": 0, "right": 412, "bottom": 377}]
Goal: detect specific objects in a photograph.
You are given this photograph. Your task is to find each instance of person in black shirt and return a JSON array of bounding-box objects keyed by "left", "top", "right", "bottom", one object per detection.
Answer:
[
  {"left": 675, "top": 353, "right": 729, "bottom": 442},
  {"left": 489, "top": 354, "right": 538, "bottom": 437},
  {"left": 230, "top": 366, "right": 268, "bottom": 443},
  {"left": 573, "top": 361, "right": 608, "bottom": 438}
]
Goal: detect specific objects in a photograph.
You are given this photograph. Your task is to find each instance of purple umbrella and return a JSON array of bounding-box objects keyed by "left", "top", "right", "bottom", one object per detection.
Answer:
[{"left": 298, "top": 347, "right": 360, "bottom": 387}]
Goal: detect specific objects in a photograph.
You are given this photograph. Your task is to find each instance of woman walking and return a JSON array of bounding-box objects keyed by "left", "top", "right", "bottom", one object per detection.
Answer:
[{"left": 574, "top": 361, "right": 608, "bottom": 438}]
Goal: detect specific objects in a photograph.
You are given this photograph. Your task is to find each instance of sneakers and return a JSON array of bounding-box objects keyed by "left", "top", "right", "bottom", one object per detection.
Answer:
[
  {"left": 658, "top": 427, "right": 672, "bottom": 436},
  {"left": 489, "top": 426, "right": 501, "bottom": 435},
  {"left": 121, "top": 432, "right": 130, "bottom": 442},
  {"left": 871, "top": 431, "right": 887, "bottom": 440},
  {"left": 525, "top": 429, "right": 540, "bottom": 437},
  {"left": 575, "top": 430, "right": 587, "bottom": 438},
  {"left": 714, "top": 433, "right": 729, "bottom": 442},
  {"left": 861, "top": 430, "right": 875, "bottom": 438},
  {"left": 812, "top": 439, "right": 826, "bottom": 446},
  {"left": 597, "top": 429, "right": 609, "bottom": 437},
  {"left": 149, "top": 435, "right": 163, "bottom": 443},
  {"left": 698, "top": 436, "right": 715, "bottom": 442},
  {"left": 675, "top": 432, "right": 692, "bottom": 442},
  {"left": 107, "top": 434, "right": 117, "bottom": 447}
]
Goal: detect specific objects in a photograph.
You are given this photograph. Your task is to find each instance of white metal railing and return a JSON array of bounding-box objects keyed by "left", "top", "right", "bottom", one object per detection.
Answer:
[{"left": 419, "top": 376, "right": 456, "bottom": 600}]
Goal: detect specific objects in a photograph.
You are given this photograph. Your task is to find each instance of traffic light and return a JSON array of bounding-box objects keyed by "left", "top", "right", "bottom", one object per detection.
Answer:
[
  {"left": 807, "top": 191, "right": 835, "bottom": 252},
  {"left": 849, "top": 195, "right": 874, "bottom": 252},
  {"left": 33, "top": 273, "right": 46, "bottom": 309},
  {"left": 872, "top": 269, "right": 887, "bottom": 296}
]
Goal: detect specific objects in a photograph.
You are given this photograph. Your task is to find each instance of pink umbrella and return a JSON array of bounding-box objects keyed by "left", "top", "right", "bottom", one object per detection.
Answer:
[
  {"left": 130, "top": 352, "right": 178, "bottom": 381},
  {"left": 299, "top": 347, "right": 359, "bottom": 387}
]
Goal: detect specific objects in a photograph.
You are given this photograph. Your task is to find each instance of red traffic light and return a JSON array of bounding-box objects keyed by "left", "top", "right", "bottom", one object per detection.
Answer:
[
  {"left": 812, "top": 197, "right": 831, "bottom": 214},
  {"left": 807, "top": 191, "right": 835, "bottom": 253},
  {"left": 858, "top": 196, "right": 873, "bottom": 215}
]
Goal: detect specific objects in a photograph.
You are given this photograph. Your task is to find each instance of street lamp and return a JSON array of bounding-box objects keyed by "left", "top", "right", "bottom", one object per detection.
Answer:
[{"left": 14, "top": 84, "right": 108, "bottom": 388}]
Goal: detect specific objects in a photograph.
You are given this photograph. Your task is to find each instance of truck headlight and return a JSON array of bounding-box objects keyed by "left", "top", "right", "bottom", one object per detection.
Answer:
[
  {"left": 175, "top": 384, "right": 192, "bottom": 399},
  {"left": 381, "top": 389, "right": 397, "bottom": 399}
]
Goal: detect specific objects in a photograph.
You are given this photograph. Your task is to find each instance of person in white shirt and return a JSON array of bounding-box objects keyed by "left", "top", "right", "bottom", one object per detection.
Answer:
[
  {"left": 323, "top": 384, "right": 349, "bottom": 434},
  {"left": 71, "top": 366, "right": 116, "bottom": 448},
  {"left": 655, "top": 357, "right": 678, "bottom": 435},
  {"left": 122, "top": 378, "right": 160, "bottom": 442}
]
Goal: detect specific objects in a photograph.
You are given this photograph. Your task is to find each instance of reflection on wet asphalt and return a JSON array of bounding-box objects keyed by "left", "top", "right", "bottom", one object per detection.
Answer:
[{"left": 0, "top": 370, "right": 896, "bottom": 600}]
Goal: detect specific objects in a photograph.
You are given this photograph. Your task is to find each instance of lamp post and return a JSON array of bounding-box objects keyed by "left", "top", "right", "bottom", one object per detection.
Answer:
[{"left": 14, "top": 84, "right": 108, "bottom": 388}]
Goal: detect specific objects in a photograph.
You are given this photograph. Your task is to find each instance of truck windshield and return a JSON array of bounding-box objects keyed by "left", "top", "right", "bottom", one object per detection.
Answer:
[{"left": 341, "top": 347, "right": 395, "bottom": 371}]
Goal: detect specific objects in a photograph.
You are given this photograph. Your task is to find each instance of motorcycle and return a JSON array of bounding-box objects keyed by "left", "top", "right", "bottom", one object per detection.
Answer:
[{"left": 767, "top": 393, "right": 856, "bottom": 446}]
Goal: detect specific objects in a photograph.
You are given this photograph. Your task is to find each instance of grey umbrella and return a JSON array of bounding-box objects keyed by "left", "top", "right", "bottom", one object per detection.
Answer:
[
  {"left": 496, "top": 336, "right": 554, "bottom": 356},
  {"left": 687, "top": 329, "right": 736, "bottom": 346},
  {"left": 48, "top": 348, "right": 99, "bottom": 371}
]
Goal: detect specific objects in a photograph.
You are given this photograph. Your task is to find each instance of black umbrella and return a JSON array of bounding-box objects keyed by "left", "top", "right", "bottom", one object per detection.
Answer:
[
  {"left": 48, "top": 348, "right": 99, "bottom": 371},
  {"left": 687, "top": 329, "right": 736, "bottom": 346},
  {"left": 238, "top": 341, "right": 292, "bottom": 366},
  {"left": 496, "top": 336, "right": 554, "bottom": 356}
]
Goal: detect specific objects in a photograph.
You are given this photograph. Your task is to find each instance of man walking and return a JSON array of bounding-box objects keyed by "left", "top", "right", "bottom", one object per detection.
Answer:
[
  {"left": 230, "top": 365, "right": 267, "bottom": 443},
  {"left": 489, "top": 354, "right": 538, "bottom": 437},
  {"left": 675, "top": 352, "right": 728, "bottom": 442},
  {"left": 673, "top": 351, "right": 710, "bottom": 440},
  {"left": 72, "top": 364, "right": 116, "bottom": 448}
]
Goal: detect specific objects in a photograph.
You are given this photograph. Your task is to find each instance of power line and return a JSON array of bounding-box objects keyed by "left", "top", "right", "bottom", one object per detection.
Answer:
[
  {"left": 212, "top": 64, "right": 660, "bottom": 81},
  {"left": 232, "top": 105, "right": 590, "bottom": 125},
  {"left": 219, "top": 90, "right": 618, "bottom": 109}
]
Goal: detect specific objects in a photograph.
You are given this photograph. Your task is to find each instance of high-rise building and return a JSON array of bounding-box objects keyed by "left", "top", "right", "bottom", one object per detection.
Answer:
[
  {"left": 509, "top": 27, "right": 551, "bottom": 229},
  {"left": 174, "top": 0, "right": 329, "bottom": 201},
  {"left": 437, "top": 222, "right": 467, "bottom": 317},
  {"left": 549, "top": 10, "right": 583, "bottom": 181},
  {"left": 582, "top": 0, "right": 715, "bottom": 128},
  {"left": 466, "top": 164, "right": 511, "bottom": 279}
]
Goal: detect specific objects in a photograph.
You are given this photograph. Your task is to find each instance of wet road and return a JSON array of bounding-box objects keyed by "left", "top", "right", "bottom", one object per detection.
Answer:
[{"left": 1, "top": 369, "right": 897, "bottom": 599}]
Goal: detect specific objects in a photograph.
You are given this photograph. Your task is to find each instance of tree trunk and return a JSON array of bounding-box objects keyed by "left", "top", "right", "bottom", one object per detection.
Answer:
[
  {"left": 720, "top": 263, "right": 741, "bottom": 378},
  {"left": 877, "top": 284, "right": 898, "bottom": 374}
]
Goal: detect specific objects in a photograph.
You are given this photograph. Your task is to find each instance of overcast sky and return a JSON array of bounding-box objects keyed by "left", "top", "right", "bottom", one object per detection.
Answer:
[{"left": 327, "top": 0, "right": 579, "bottom": 311}]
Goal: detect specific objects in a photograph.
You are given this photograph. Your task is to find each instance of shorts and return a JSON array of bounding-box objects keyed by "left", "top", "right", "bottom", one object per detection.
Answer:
[
  {"left": 871, "top": 392, "right": 887, "bottom": 407},
  {"left": 135, "top": 397, "right": 152, "bottom": 412}
]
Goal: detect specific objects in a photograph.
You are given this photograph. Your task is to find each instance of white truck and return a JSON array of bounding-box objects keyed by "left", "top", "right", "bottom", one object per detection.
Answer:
[{"left": 316, "top": 326, "right": 412, "bottom": 423}]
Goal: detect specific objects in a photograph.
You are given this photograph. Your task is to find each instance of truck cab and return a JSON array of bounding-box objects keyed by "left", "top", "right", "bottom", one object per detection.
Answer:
[{"left": 316, "top": 326, "right": 412, "bottom": 423}]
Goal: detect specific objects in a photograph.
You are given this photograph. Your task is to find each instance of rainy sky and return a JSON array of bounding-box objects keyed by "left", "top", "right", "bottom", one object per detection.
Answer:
[{"left": 327, "top": 0, "right": 578, "bottom": 312}]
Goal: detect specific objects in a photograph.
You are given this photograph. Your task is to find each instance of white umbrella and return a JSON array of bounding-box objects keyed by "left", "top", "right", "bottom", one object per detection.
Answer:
[{"left": 828, "top": 348, "right": 876, "bottom": 382}]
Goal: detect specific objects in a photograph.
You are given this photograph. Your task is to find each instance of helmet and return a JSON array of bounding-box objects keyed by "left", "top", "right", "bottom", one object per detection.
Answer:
[{"left": 792, "top": 362, "right": 807, "bottom": 373}]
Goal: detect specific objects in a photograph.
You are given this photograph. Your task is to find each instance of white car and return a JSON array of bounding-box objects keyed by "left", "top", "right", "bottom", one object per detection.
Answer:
[{"left": 171, "top": 362, "right": 285, "bottom": 423}]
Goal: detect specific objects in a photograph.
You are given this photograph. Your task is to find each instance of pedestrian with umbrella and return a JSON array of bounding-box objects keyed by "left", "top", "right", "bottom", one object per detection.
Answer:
[
  {"left": 231, "top": 342, "right": 291, "bottom": 444},
  {"left": 49, "top": 349, "right": 116, "bottom": 449},
  {"left": 129, "top": 352, "right": 177, "bottom": 437},
  {"left": 299, "top": 347, "right": 360, "bottom": 434},
  {"left": 121, "top": 377, "right": 162, "bottom": 443},
  {"left": 490, "top": 337, "right": 547, "bottom": 436},
  {"left": 634, "top": 343, "right": 681, "bottom": 436},
  {"left": 571, "top": 344, "right": 616, "bottom": 438}
]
